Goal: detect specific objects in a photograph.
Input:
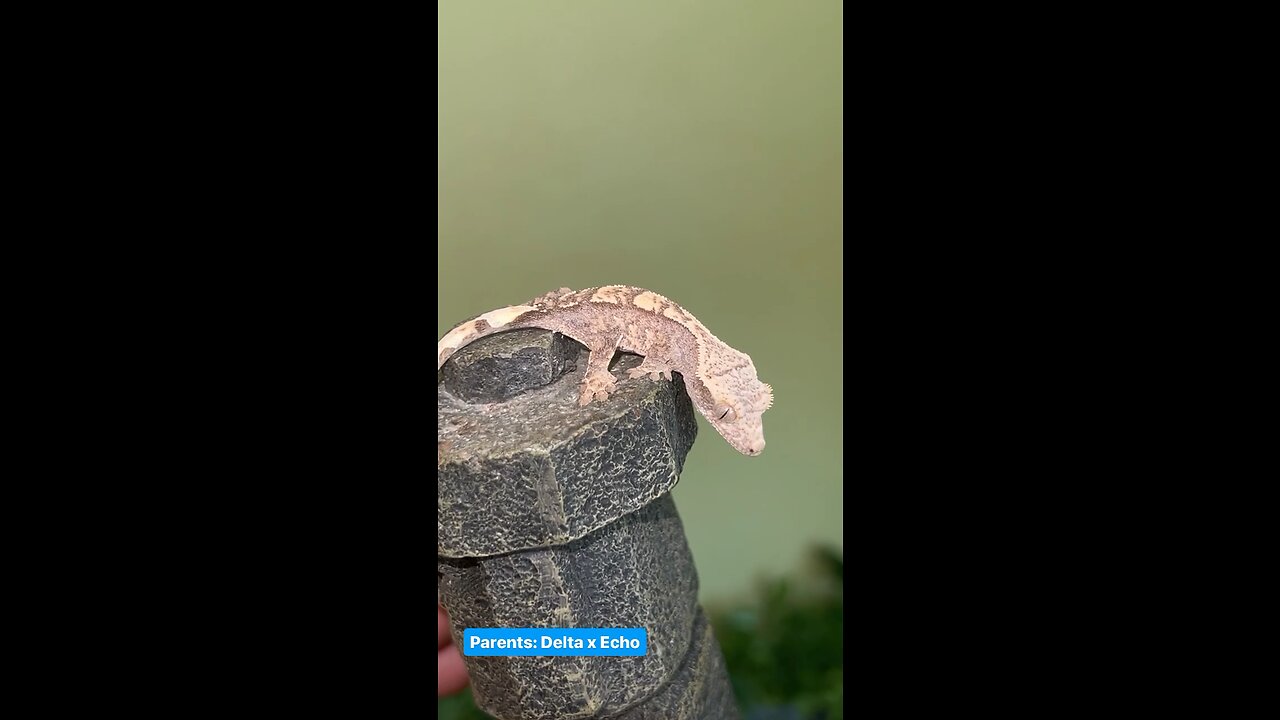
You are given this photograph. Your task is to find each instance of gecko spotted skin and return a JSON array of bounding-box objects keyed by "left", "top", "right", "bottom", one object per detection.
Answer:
[{"left": 437, "top": 286, "right": 773, "bottom": 456}]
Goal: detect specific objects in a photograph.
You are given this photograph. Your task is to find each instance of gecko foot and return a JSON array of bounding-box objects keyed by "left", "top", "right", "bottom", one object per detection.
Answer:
[
  {"left": 577, "top": 370, "right": 618, "bottom": 406},
  {"left": 626, "top": 361, "right": 673, "bottom": 382}
]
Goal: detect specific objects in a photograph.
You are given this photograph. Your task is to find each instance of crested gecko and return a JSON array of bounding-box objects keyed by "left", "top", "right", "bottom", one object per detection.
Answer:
[{"left": 437, "top": 285, "right": 773, "bottom": 456}]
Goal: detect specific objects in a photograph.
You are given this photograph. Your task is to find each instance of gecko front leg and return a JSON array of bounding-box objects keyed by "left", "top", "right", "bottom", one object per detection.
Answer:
[
  {"left": 577, "top": 341, "right": 620, "bottom": 406},
  {"left": 626, "top": 357, "right": 674, "bottom": 382},
  {"left": 620, "top": 330, "right": 674, "bottom": 383}
]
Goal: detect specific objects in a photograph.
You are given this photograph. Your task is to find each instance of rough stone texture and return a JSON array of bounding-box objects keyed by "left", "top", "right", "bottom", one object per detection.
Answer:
[
  {"left": 439, "top": 494, "right": 698, "bottom": 719},
  {"left": 438, "top": 329, "right": 577, "bottom": 404},
  {"left": 609, "top": 610, "right": 740, "bottom": 720},
  {"left": 438, "top": 329, "right": 699, "bottom": 558},
  {"left": 438, "top": 328, "right": 738, "bottom": 720}
]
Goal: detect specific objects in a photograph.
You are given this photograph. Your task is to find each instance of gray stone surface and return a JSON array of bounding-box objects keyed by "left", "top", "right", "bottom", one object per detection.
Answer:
[
  {"left": 439, "top": 494, "right": 698, "bottom": 719},
  {"left": 609, "top": 610, "right": 740, "bottom": 720},
  {"left": 438, "top": 329, "right": 577, "bottom": 404},
  {"left": 438, "top": 330, "right": 699, "bottom": 558},
  {"left": 438, "top": 328, "right": 738, "bottom": 720}
]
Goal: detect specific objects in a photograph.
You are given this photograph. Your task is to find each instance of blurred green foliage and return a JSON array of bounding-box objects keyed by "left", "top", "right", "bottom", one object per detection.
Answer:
[
  {"left": 438, "top": 546, "right": 843, "bottom": 720},
  {"left": 438, "top": 688, "right": 490, "bottom": 720},
  {"left": 712, "top": 546, "right": 843, "bottom": 720}
]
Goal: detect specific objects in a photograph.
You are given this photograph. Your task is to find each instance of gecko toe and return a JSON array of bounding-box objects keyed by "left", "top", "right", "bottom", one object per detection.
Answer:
[{"left": 629, "top": 365, "right": 672, "bottom": 383}]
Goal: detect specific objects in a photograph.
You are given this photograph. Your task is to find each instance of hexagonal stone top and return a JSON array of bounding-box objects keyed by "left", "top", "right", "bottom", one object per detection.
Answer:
[{"left": 438, "top": 329, "right": 699, "bottom": 558}]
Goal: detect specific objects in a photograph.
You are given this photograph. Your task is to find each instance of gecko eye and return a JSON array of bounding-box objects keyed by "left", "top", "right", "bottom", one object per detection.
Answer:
[{"left": 715, "top": 403, "right": 738, "bottom": 422}]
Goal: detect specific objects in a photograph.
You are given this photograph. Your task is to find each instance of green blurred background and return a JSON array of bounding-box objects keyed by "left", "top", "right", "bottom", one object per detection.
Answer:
[{"left": 440, "top": 0, "right": 842, "bottom": 715}]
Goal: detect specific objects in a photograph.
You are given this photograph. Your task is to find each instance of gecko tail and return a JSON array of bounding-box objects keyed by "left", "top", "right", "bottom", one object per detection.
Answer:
[{"left": 437, "top": 305, "right": 538, "bottom": 369}]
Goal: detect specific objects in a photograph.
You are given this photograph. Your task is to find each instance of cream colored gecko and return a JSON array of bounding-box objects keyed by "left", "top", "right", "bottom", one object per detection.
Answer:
[{"left": 437, "top": 286, "right": 773, "bottom": 456}]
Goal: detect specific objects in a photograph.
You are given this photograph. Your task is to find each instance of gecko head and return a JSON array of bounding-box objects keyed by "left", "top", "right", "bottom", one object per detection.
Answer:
[{"left": 702, "top": 361, "right": 774, "bottom": 457}]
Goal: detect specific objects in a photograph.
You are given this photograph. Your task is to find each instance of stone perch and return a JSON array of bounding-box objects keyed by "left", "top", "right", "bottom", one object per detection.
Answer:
[{"left": 438, "top": 328, "right": 740, "bottom": 720}]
